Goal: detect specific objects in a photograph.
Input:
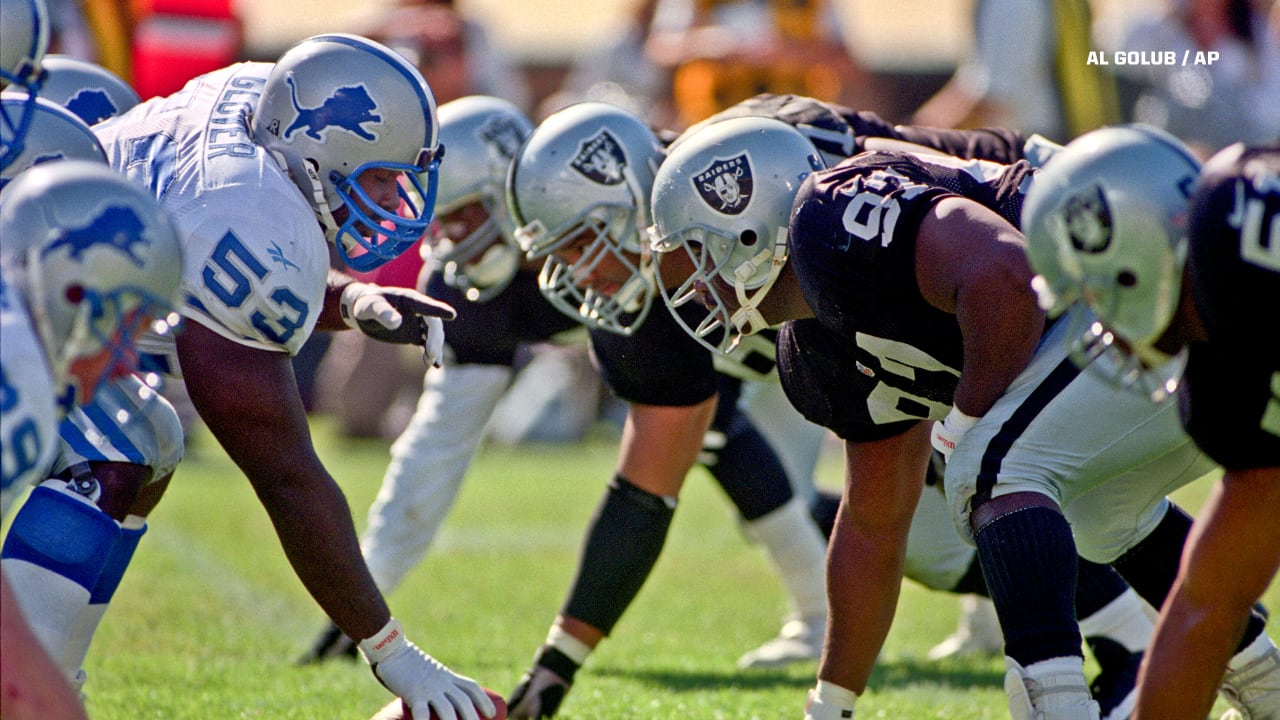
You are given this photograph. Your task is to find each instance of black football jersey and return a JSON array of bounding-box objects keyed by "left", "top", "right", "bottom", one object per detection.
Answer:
[
  {"left": 1180, "top": 144, "right": 1280, "bottom": 470},
  {"left": 778, "top": 150, "right": 1037, "bottom": 441},
  {"left": 426, "top": 270, "right": 580, "bottom": 366},
  {"left": 589, "top": 300, "right": 718, "bottom": 407}
]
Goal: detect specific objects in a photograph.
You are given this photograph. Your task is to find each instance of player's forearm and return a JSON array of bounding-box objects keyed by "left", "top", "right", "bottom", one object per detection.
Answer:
[{"left": 254, "top": 468, "right": 391, "bottom": 641}]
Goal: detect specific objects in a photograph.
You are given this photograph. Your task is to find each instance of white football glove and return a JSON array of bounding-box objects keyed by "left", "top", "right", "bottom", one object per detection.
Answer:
[
  {"left": 930, "top": 406, "right": 981, "bottom": 462},
  {"left": 339, "top": 282, "right": 455, "bottom": 366},
  {"left": 358, "top": 618, "right": 497, "bottom": 720}
]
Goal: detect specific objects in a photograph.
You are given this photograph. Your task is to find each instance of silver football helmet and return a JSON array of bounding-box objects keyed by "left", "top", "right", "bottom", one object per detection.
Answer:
[
  {"left": 0, "top": 0, "right": 50, "bottom": 172},
  {"left": 0, "top": 92, "right": 106, "bottom": 191},
  {"left": 1022, "top": 124, "right": 1201, "bottom": 397},
  {"left": 39, "top": 55, "right": 140, "bottom": 126},
  {"left": 649, "top": 116, "right": 824, "bottom": 354},
  {"left": 251, "top": 33, "right": 441, "bottom": 272},
  {"left": 0, "top": 160, "right": 183, "bottom": 407},
  {"left": 506, "top": 101, "right": 664, "bottom": 335},
  {"left": 425, "top": 95, "right": 532, "bottom": 302}
]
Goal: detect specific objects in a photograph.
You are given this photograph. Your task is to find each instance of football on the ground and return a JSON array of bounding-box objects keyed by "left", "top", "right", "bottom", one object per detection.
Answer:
[{"left": 369, "top": 690, "right": 507, "bottom": 720}]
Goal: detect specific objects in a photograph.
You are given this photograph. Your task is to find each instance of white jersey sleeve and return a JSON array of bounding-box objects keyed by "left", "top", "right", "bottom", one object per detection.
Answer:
[
  {"left": 95, "top": 63, "right": 330, "bottom": 371},
  {"left": 0, "top": 271, "right": 59, "bottom": 517}
]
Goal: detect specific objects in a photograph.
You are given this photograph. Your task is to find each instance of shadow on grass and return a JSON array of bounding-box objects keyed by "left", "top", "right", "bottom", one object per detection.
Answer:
[{"left": 590, "top": 655, "right": 1004, "bottom": 694}]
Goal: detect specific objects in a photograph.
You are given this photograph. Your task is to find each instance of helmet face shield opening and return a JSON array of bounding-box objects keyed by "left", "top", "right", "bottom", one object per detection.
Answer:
[
  {"left": 651, "top": 223, "right": 743, "bottom": 354},
  {"left": 331, "top": 156, "right": 437, "bottom": 272},
  {"left": 1063, "top": 307, "right": 1183, "bottom": 403},
  {"left": 534, "top": 213, "right": 655, "bottom": 335}
]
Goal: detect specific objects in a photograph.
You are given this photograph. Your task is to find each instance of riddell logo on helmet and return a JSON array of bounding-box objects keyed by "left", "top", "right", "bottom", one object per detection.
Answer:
[
  {"left": 283, "top": 76, "right": 382, "bottom": 142},
  {"left": 1060, "top": 185, "right": 1113, "bottom": 254},
  {"left": 45, "top": 206, "right": 150, "bottom": 266},
  {"left": 694, "top": 154, "right": 753, "bottom": 215},
  {"left": 571, "top": 130, "right": 627, "bottom": 185}
]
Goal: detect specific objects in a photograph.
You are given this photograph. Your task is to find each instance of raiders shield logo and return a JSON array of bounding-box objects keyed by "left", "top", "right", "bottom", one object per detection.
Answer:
[
  {"left": 479, "top": 116, "right": 525, "bottom": 160},
  {"left": 571, "top": 130, "right": 627, "bottom": 185},
  {"left": 693, "top": 153, "right": 753, "bottom": 215},
  {"left": 1061, "top": 185, "right": 1113, "bottom": 254}
]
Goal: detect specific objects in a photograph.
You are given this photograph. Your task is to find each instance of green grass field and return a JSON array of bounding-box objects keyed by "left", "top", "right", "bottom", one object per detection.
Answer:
[{"left": 45, "top": 416, "right": 1279, "bottom": 719}]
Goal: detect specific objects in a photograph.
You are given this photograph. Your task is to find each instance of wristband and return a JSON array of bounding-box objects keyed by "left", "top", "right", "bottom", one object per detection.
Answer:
[
  {"left": 931, "top": 406, "right": 981, "bottom": 458},
  {"left": 358, "top": 617, "right": 407, "bottom": 666}
]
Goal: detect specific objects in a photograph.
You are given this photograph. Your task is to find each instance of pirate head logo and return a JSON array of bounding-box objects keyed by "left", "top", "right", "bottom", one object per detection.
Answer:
[
  {"left": 571, "top": 130, "right": 626, "bottom": 185},
  {"left": 479, "top": 116, "right": 526, "bottom": 161},
  {"left": 693, "top": 153, "right": 753, "bottom": 215},
  {"left": 283, "top": 75, "right": 382, "bottom": 142},
  {"left": 1060, "top": 185, "right": 1112, "bottom": 254}
]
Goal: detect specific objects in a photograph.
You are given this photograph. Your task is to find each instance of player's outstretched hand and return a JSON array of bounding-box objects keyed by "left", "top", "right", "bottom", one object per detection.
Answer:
[
  {"left": 359, "top": 619, "right": 498, "bottom": 720},
  {"left": 340, "top": 282, "right": 456, "bottom": 365}
]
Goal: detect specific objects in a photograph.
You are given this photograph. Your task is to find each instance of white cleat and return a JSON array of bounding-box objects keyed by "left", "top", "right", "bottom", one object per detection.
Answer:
[
  {"left": 737, "top": 613, "right": 825, "bottom": 669},
  {"left": 1220, "top": 645, "right": 1280, "bottom": 720},
  {"left": 928, "top": 595, "right": 1003, "bottom": 661},
  {"left": 1004, "top": 656, "right": 1101, "bottom": 720}
]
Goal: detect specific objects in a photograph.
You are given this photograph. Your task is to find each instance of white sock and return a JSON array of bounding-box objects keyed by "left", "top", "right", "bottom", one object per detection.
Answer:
[
  {"left": 745, "top": 497, "right": 828, "bottom": 619},
  {"left": 806, "top": 680, "right": 857, "bottom": 720},
  {"left": 1078, "top": 588, "right": 1152, "bottom": 652}
]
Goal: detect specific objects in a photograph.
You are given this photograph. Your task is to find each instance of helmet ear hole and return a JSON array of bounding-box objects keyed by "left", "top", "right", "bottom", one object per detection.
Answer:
[
  {"left": 65, "top": 284, "right": 85, "bottom": 304},
  {"left": 740, "top": 229, "right": 758, "bottom": 247},
  {"left": 1117, "top": 270, "right": 1138, "bottom": 288}
]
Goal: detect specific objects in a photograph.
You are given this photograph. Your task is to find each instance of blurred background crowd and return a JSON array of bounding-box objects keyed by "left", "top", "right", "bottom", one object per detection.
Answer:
[{"left": 50, "top": 0, "right": 1280, "bottom": 445}]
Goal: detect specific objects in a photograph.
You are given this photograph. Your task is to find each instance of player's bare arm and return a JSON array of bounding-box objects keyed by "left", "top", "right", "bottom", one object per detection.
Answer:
[
  {"left": 915, "top": 196, "right": 1044, "bottom": 417},
  {"left": 175, "top": 318, "right": 390, "bottom": 641}
]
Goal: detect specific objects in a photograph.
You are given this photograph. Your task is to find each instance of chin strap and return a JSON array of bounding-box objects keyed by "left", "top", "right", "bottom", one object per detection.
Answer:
[
  {"left": 272, "top": 149, "right": 340, "bottom": 244},
  {"left": 727, "top": 226, "right": 789, "bottom": 349}
]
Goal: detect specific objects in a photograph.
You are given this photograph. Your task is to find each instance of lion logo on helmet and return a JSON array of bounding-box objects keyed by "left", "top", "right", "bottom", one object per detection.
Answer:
[
  {"left": 693, "top": 153, "right": 753, "bottom": 215},
  {"left": 283, "top": 75, "right": 382, "bottom": 142},
  {"left": 44, "top": 205, "right": 151, "bottom": 266}
]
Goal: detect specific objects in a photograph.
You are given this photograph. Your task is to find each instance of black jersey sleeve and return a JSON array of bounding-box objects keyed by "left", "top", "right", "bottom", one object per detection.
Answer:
[{"left": 426, "top": 270, "right": 580, "bottom": 366}]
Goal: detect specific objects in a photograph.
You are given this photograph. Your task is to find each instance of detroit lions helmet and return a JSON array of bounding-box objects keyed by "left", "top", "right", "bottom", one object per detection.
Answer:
[
  {"left": 39, "top": 55, "right": 140, "bottom": 126},
  {"left": 649, "top": 116, "right": 824, "bottom": 354},
  {"left": 1022, "top": 124, "right": 1201, "bottom": 385},
  {"left": 0, "top": 93, "right": 106, "bottom": 191},
  {"left": 426, "top": 95, "right": 533, "bottom": 302},
  {"left": 0, "top": 160, "right": 183, "bottom": 407},
  {"left": 0, "top": 0, "right": 50, "bottom": 172},
  {"left": 252, "top": 33, "right": 441, "bottom": 272},
  {"left": 506, "top": 101, "right": 665, "bottom": 335}
]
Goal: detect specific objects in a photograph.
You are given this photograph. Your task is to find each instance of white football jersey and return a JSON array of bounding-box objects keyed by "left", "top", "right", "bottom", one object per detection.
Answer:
[
  {"left": 0, "top": 268, "right": 58, "bottom": 517},
  {"left": 94, "top": 63, "right": 330, "bottom": 373}
]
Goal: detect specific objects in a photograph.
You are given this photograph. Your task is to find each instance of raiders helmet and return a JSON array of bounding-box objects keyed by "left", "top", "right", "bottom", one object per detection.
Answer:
[
  {"left": 649, "top": 116, "right": 824, "bottom": 354},
  {"left": 427, "top": 95, "right": 533, "bottom": 302},
  {"left": 0, "top": 160, "right": 183, "bottom": 406},
  {"left": 1023, "top": 124, "right": 1201, "bottom": 373},
  {"left": 506, "top": 101, "right": 665, "bottom": 335},
  {"left": 252, "top": 33, "right": 441, "bottom": 272}
]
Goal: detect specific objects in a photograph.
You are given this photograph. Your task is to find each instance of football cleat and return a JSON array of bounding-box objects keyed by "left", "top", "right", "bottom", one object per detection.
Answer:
[
  {"left": 295, "top": 621, "right": 357, "bottom": 665},
  {"left": 928, "top": 595, "right": 1003, "bottom": 661},
  {"left": 1004, "top": 656, "right": 1100, "bottom": 720},
  {"left": 1086, "top": 637, "right": 1140, "bottom": 720},
  {"left": 1220, "top": 645, "right": 1280, "bottom": 720},
  {"left": 507, "top": 664, "right": 572, "bottom": 719},
  {"left": 737, "top": 612, "right": 824, "bottom": 669}
]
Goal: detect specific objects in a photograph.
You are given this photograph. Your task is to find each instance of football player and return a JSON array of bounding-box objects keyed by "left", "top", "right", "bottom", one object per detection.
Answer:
[
  {"left": 647, "top": 118, "right": 1274, "bottom": 720},
  {"left": 1, "top": 160, "right": 183, "bottom": 720},
  {"left": 504, "top": 97, "right": 1154, "bottom": 719},
  {"left": 1024, "top": 138, "right": 1280, "bottom": 720},
  {"left": 3, "top": 33, "right": 499, "bottom": 720}
]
